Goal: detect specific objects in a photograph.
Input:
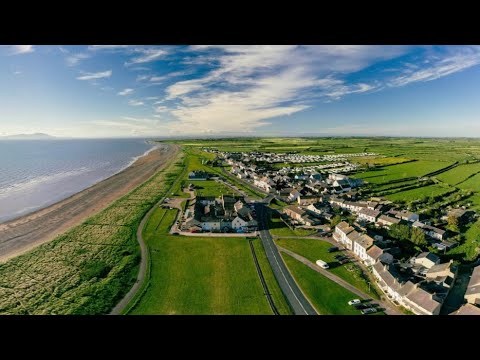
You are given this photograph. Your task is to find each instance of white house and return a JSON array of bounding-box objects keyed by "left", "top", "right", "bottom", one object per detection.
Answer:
[
  {"left": 333, "top": 221, "right": 354, "bottom": 245},
  {"left": 353, "top": 234, "right": 374, "bottom": 262},
  {"left": 358, "top": 208, "right": 381, "bottom": 223},
  {"left": 231, "top": 216, "right": 248, "bottom": 230}
]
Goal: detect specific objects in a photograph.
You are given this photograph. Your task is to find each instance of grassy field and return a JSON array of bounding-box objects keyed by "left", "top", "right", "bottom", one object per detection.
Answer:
[
  {"left": 129, "top": 235, "right": 273, "bottom": 314},
  {"left": 458, "top": 172, "right": 480, "bottom": 192},
  {"left": 0, "top": 150, "right": 185, "bottom": 315},
  {"left": 354, "top": 160, "right": 450, "bottom": 184},
  {"left": 268, "top": 216, "right": 317, "bottom": 237},
  {"left": 282, "top": 254, "right": 359, "bottom": 315},
  {"left": 251, "top": 239, "right": 292, "bottom": 314},
  {"left": 436, "top": 163, "right": 480, "bottom": 185},
  {"left": 275, "top": 238, "right": 378, "bottom": 298},
  {"left": 385, "top": 184, "right": 455, "bottom": 202},
  {"left": 190, "top": 179, "right": 238, "bottom": 197}
]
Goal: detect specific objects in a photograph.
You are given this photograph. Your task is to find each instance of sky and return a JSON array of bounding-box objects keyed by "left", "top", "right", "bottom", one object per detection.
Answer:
[{"left": 1, "top": 45, "right": 480, "bottom": 138}]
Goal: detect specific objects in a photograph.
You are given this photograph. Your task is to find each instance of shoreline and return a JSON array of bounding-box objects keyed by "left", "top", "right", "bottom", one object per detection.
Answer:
[
  {"left": 0, "top": 140, "right": 158, "bottom": 225},
  {"left": 0, "top": 143, "right": 179, "bottom": 263}
]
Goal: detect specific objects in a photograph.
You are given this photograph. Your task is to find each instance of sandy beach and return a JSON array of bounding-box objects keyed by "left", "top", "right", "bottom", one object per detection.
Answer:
[{"left": 0, "top": 143, "right": 179, "bottom": 263}]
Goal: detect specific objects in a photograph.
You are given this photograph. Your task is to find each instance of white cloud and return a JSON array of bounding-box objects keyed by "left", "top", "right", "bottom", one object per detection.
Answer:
[
  {"left": 389, "top": 48, "right": 480, "bottom": 87},
  {"left": 88, "top": 45, "right": 131, "bottom": 51},
  {"left": 10, "top": 45, "right": 34, "bottom": 55},
  {"left": 76, "top": 70, "right": 112, "bottom": 81},
  {"left": 126, "top": 48, "right": 167, "bottom": 65},
  {"left": 13, "top": 71, "right": 22, "bottom": 75},
  {"left": 163, "top": 45, "right": 407, "bottom": 134},
  {"left": 118, "top": 88, "right": 134, "bottom": 96},
  {"left": 66, "top": 53, "right": 90, "bottom": 66},
  {"left": 128, "top": 99, "right": 144, "bottom": 106}
]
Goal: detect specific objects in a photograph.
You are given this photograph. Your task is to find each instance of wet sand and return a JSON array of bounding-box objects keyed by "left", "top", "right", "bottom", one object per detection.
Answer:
[{"left": 0, "top": 143, "right": 179, "bottom": 263}]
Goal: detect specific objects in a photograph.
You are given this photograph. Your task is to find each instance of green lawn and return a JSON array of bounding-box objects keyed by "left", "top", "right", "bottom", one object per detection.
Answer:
[
  {"left": 268, "top": 216, "right": 317, "bottom": 237},
  {"left": 354, "top": 160, "right": 450, "bottom": 184},
  {"left": 251, "top": 239, "right": 293, "bottom": 315},
  {"left": 436, "top": 163, "right": 480, "bottom": 185},
  {"left": 282, "top": 254, "right": 359, "bottom": 315},
  {"left": 385, "top": 184, "right": 455, "bottom": 202},
  {"left": 190, "top": 180, "right": 238, "bottom": 197},
  {"left": 129, "top": 235, "right": 273, "bottom": 314},
  {"left": 275, "top": 238, "right": 378, "bottom": 299}
]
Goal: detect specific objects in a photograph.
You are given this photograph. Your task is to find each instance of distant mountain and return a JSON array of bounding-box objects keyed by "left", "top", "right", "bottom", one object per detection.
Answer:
[{"left": 0, "top": 133, "right": 55, "bottom": 140}]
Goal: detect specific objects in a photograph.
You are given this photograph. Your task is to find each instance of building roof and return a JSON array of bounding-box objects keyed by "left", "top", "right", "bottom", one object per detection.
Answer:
[
  {"left": 398, "top": 281, "right": 416, "bottom": 297},
  {"left": 412, "top": 221, "right": 426, "bottom": 228},
  {"left": 285, "top": 205, "right": 305, "bottom": 216},
  {"left": 346, "top": 230, "right": 363, "bottom": 244},
  {"left": 356, "top": 235, "right": 374, "bottom": 250},
  {"left": 451, "top": 303, "right": 480, "bottom": 315},
  {"left": 366, "top": 245, "right": 384, "bottom": 261},
  {"left": 448, "top": 208, "right": 467, "bottom": 218},
  {"left": 373, "top": 262, "right": 402, "bottom": 292},
  {"left": 359, "top": 208, "right": 381, "bottom": 218},
  {"left": 378, "top": 215, "right": 401, "bottom": 224},
  {"left": 469, "top": 265, "right": 480, "bottom": 287},
  {"left": 426, "top": 261, "right": 453, "bottom": 276},
  {"left": 416, "top": 252, "right": 440, "bottom": 263},
  {"left": 424, "top": 225, "right": 446, "bottom": 235},
  {"left": 336, "top": 221, "right": 353, "bottom": 234},
  {"left": 405, "top": 287, "right": 441, "bottom": 314}
]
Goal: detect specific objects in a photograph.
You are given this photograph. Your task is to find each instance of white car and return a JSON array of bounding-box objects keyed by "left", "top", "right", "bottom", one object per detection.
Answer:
[{"left": 348, "top": 299, "right": 361, "bottom": 306}]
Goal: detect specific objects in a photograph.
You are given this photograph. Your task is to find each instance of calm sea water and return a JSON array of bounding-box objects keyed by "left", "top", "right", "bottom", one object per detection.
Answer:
[{"left": 0, "top": 139, "right": 156, "bottom": 223}]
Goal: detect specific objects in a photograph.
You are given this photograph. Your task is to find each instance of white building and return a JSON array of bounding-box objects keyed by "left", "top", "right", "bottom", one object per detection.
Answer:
[{"left": 358, "top": 208, "right": 381, "bottom": 223}]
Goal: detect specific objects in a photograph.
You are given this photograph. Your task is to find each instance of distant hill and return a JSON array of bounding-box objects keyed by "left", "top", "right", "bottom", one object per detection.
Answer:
[{"left": 0, "top": 133, "right": 55, "bottom": 140}]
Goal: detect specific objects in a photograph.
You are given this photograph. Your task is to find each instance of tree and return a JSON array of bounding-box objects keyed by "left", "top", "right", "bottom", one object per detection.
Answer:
[
  {"left": 411, "top": 227, "right": 427, "bottom": 246},
  {"left": 331, "top": 215, "right": 342, "bottom": 227},
  {"left": 447, "top": 215, "right": 459, "bottom": 232}
]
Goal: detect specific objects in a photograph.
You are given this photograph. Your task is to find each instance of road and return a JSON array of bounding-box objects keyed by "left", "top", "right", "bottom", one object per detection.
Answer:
[
  {"left": 255, "top": 203, "right": 318, "bottom": 315},
  {"left": 277, "top": 245, "right": 401, "bottom": 315}
]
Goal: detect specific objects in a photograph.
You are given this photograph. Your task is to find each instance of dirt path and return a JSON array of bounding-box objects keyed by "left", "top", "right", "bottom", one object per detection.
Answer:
[{"left": 0, "top": 143, "right": 180, "bottom": 263}]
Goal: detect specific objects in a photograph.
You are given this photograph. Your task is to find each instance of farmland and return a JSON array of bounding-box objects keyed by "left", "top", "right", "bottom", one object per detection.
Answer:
[
  {"left": 0, "top": 149, "right": 185, "bottom": 315},
  {"left": 436, "top": 163, "right": 480, "bottom": 185},
  {"left": 385, "top": 184, "right": 455, "bottom": 203}
]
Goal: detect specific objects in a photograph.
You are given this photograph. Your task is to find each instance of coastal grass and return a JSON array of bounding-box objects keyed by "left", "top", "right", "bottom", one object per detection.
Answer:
[
  {"left": 275, "top": 238, "right": 378, "bottom": 299},
  {"left": 281, "top": 253, "right": 359, "bottom": 315},
  {"left": 0, "top": 148, "right": 185, "bottom": 315},
  {"left": 251, "top": 238, "right": 293, "bottom": 315},
  {"left": 129, "top": 235, "right": 272, "bottom": 315}
]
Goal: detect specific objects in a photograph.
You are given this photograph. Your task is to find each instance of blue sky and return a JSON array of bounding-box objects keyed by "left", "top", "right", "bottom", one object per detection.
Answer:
[{"left": 1, "top": 45, "right": 480, "bottom": 138}]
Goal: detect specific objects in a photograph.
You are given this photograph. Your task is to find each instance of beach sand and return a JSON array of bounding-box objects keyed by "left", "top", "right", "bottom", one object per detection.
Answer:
[{"left": 0, "top": 143, "right": 179, "bottom": 263}]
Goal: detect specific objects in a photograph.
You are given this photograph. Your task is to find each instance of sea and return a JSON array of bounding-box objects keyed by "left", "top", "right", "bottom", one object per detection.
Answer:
[{"left": 0, "top": 138, "right": 157, "bottom": 223}]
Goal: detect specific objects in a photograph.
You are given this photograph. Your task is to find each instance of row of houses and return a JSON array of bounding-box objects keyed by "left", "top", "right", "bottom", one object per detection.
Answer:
[{"left": 333, "top": 221, "right": 458, "bottom": 315}]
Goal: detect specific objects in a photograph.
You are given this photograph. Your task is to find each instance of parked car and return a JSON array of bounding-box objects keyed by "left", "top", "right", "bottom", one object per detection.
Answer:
[
  {"left": 354, "top": 304, "right": 368, "bottom": 310},
  {"left": 334, "top": 254, "right": 343, "bottom": 260},
  {"left": 328, "top": 246, "right": 339, "bottom": 253},
  {"left": 340, "top": 259, "right": 350, "bottom": 264},
  {"left": 361, "top": 307, "right": 377, "bottom": 315},
  {"left": 348, "top": 299, "right": 361, "bottom": 306}
]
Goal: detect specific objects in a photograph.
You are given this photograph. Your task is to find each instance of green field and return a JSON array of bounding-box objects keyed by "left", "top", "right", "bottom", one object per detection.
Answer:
[
  {"left": 282, "top": 254, "right": 359, "bottom": 315},
  {"left": 385, "top": 184, "right": 455, "bottom": 202},
  {"left": 436, "top": 163, "right": 480, "bottom": 185},
  {"left": 190, "top": 179, "right": 238, "bottom": 197},
  {"left": 354, "top": 160, "right": 450, "bottom": 184},
  {"left": 130, "top": 235, "right": 273, "bottom": 315},
  {"left": 275, "top": 238, "right": 378, "bottom": 298},
  {"left": 458, "top": 172, "right": 480, "bottom": 192}
]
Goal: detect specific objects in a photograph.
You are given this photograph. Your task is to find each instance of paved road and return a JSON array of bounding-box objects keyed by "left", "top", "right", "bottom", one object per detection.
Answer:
[
  {"left": 277, "top": 246, "right": 401, "bottom": 315},
  {"left": 255, "top": 203, "right": 317, "bottom": 315}
]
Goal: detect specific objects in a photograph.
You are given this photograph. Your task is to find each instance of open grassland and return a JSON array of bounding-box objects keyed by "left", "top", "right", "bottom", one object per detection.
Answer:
[
  {"left": 385, "top": 184, "right": 455, "bottom": 202},
  {"left": 436, "top": 163, "right": 480, "bottom": 185},
  {"left": 268, "top": 215, "right": 317, "bottom": 237},
  {"left": 0, "top": 150, "right": 185, "bottom": 315},
  {"left": 354, "top": 160, "right": 450, "bottom": 184},
  {"left": 129, "top": 235, "right": 272, "bottom": 314},
  {"left": 190, "top": 180, "right": 238, "bottom": 197},
  {"left": 282, "top": 254, "right": 359, "bottom": 315},
  {"left": 352, "top": 156, "right": 413, "bottom": 166},
  {"left": 275, "top": 238, "right": 378, "bottom": 298}
]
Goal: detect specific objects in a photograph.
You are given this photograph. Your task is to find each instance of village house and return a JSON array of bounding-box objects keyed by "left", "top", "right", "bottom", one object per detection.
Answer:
[
  {"left": 365, "top": 245, "right": 394, "bottom": 266},
  {"left": 425, "top": 260, "right": 457, "bottom": 288},
  {"left": 389, "top": 209, "right": 419, "bottom": 222},
  {"left": 283, "top": 205, "right": 306, "bottom": 223},
  {"left": 353, "top": 234, "right": 374, "bottom": 262},
  {"left": 333, "top": 221, "right": 354, "bottom": 244},
  {"left": 358, "top": 208, "right": 381, "bottom": 223},
  {"left": 465, "top": 265, "right": 480, "bottom": 305},
  {"left": 451, "top": 303, "right": 480, "bottom": 315},
  {"left": 413, "top": 222, "right": 447, "bottom": 241},
  {"left": 414, "top": 252, "right": 440, "bottom": 269},
  {"left": 376, "top": 214, "right": 401, "bottom": 228}
]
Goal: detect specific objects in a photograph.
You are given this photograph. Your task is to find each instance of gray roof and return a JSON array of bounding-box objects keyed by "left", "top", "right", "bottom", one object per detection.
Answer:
[
  {"left": 359, "top": 208, "right": 381, "bottom": 218},
  {"left": 378, "top": 215, "right": 401, "bottom": 224},
  {"left": 404, "top": 287, "right": 441, "bottom": 313},
  {"left": 426, "top": 261, "right": 453, "bottom": 275},
  {"left": 367, "top": 245, "right": 383, "bottom": 260},
  {"left": 373, "top": 262, "right": 402, "bottom": 292},
  {"left": 452, "top": 303, "right": 480, "bottom": 315},
  {"left": 417, "top": 252, "right": 440, "bottom": 263},
  {"left": 336, "top": 221, "right": 353, "bottom": 234}
]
